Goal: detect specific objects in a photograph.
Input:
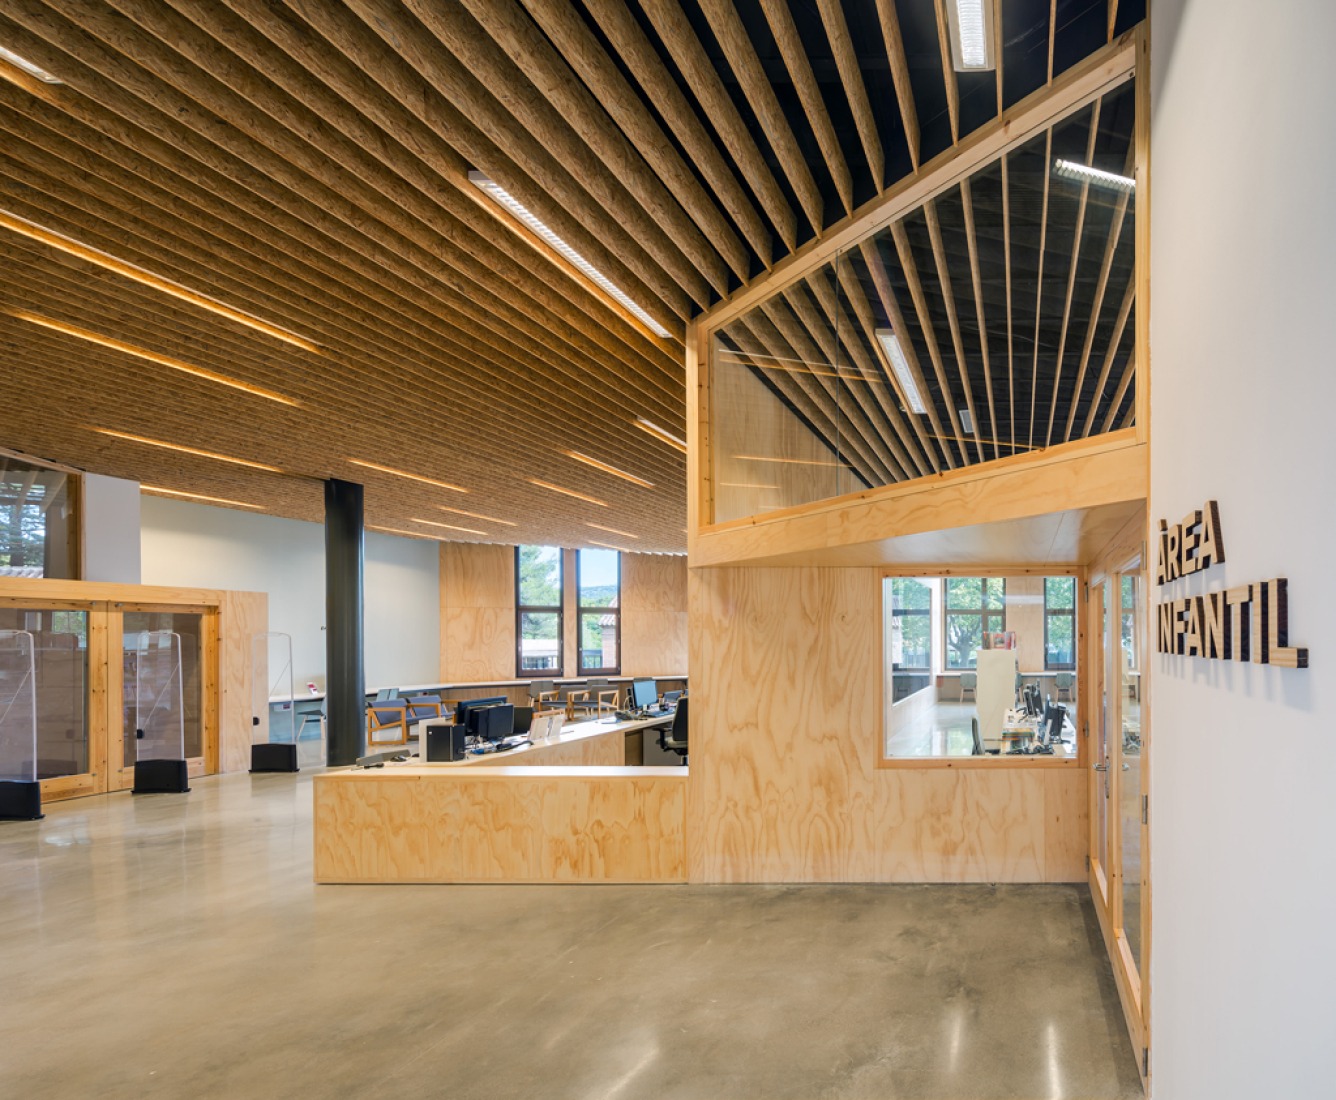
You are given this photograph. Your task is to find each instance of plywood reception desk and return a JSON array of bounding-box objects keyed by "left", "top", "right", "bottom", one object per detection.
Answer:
[{"left": 313, "top": 764, "right": 687, "bottom": 884}]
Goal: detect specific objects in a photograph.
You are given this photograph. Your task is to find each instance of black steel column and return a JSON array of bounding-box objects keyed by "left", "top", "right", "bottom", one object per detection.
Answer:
[{"left": 324, "top": 478, "right": 365, "bottom": 766}]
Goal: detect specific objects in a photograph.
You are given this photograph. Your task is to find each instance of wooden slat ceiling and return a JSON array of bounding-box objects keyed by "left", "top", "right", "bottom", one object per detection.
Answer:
[{"left": 0, "top": 0, "right": 1145, "bottom": 553}]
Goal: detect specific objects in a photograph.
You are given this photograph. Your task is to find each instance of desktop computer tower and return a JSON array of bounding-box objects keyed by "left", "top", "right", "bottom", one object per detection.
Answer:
[{"left": 425, "top": 722, "right": 468, "bottom": 762}]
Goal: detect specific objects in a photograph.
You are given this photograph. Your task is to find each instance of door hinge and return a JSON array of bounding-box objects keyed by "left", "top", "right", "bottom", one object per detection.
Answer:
[
  {"left": 1142, "top": 1047, "right": 1149, "bottom": 1077},
  {"left": 1142, "top": 795, "right": 1149, "bottom": 825}
]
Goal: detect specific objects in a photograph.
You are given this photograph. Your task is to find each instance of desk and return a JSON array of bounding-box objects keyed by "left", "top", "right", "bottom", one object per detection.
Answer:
[
  {"left": 413, "top": 713, "right": 676, "bottom": 768},
  {"left": 313, "top": 765, "right": 687, "bottom": 883},
  {"left": 984, "top": 712, "right": 1076, "bottom": 759}
]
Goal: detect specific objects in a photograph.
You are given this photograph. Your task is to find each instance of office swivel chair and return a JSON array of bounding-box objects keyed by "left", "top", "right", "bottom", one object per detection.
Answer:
[
  {"left": 658, "top": 697, "right": 688, "bottom": 761},
  {"left": 971, "top": 716, "right": 984, "bottom": 756}
]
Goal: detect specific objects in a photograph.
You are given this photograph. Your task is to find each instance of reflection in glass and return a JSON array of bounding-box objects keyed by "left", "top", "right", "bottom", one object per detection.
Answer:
[
  {"left": 0, "top": 607, "right": 88, "bottom": 777},
  {"left": 123, "top": 612, "right": 202, "bottom": 761},
  {"left": 1120, "top": 568, "right": 1144, "bottom": 968},
  {"left": 0, "top": 458, "right": 75, "bottom": 578},
  {"left": 709, "top": 78, "right": 1137, "bottom": 525}
]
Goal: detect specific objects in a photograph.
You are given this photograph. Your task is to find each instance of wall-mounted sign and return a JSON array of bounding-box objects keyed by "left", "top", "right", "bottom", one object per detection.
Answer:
[{"left": 1156, "top": 501, "right": 1308, "bottom": 668}]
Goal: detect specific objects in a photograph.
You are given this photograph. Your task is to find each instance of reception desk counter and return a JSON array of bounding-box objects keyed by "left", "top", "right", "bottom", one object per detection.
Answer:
[{"left": 313, "top": 764, "right": 687, "bottom": 884}]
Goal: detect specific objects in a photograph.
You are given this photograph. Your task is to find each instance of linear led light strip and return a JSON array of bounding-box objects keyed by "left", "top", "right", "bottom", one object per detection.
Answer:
[
  {"left": 346, "top": 459, "right": 467, "bottom": 493},
  {"left": 92, "top": 428, "right": 283, "bottom": 472},
  {"left": 633, "top": 418, "right": 687, "bottom": 454},
  {"left": 0, "top": 47, "right": 61, "bottom": 84},
  {"left": 874, "top": 329, "right": 927, "bottom": 415},
  {"left": 528, "top": 478, "right": 609, "bottom": 507},
  {"left": 1053, "top": 159, "right": 1136, "bottom": 194},
  {"left": 733, "top": 454, "right": 846, "bottom": 468},
  {"left": 946, "top": 0, "right": 996, "bottom": 71},
  {"left": 411, "top": 517, "right": 487, "bottom": 536},
  {"left": 585, "top": 522, "right": 638, "bottom": 540},
  {"left": 587, "top": 539, "right": 630, "bottom": 552},
  {"left": 467, "top": 171, "right": 671, "bottom": 339},
  {"left": 438, "top": 505, "right": 516, "bottom": 527},
  {"left": 141, "top": 485, "right": 261, "bottom": 509},
  {"left": 12, "top": 311, "right": 300, "bottom": 406},
  {"left": 565, "top": 450, "right": 653, "bottom": 489},
  {"left": 369, "top": 524, "right": 450, "bottom": 542},
  {"left": 0, "top": 209, "right": 318, "bottom": 352}
]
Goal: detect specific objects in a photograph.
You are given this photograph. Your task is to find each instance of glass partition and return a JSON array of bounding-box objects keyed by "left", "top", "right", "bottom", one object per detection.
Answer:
[
  {"left": 128, "top": 631, "right": 185, "bottom": 764},
  {"left": 710, "top": 76, "right": 1137, "bottom": 525},
  {"left": 1119, "top": 568, "right": 1145, "bottom": 968},
  {"left": 0, "top": 630, "right": 37, "bottom": 783},
  {"left": 123, "top": 612, "right": 202, "bottom": 759},
  {"left": 0, "top": 607, "right": 88, "bottom": 778},
  {"left": 251, "top": 632, "right": 295, "bottom": 745},
  {"left": 883, "top": 574, "right": 1078, "bottom": 760}
]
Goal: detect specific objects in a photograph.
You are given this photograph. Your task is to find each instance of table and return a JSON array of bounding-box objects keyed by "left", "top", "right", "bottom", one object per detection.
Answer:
[
  {"left": 985, "top": 711, "right": 1076, "bottom": 759},
  {"left": 411, "top": 712, "right": 677, "bottom": 768}
]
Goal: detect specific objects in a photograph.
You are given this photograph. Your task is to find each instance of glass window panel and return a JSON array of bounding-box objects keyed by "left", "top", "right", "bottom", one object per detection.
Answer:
[
  {"left": 578, "top": 549, "right": 619, "bottom": 607},
  {"left": 518, "top": 546, "right": 562, "bottom": 607},
  {"left": 1120, "top": 568, "right": 1144, "bottom": 970},
  {"left": 579, "top": 612, "right": 619, "bottom": 671},
  {"left": 123, "top": 612, "right": 203, "bottom": 760},
  {"left": 0, "top": 607, "right": 88, "bottom": 777},
  {"left": 519, "top": 612, "right": 560, "bottom": 672},
  {"left": 0, "top": 459, "right": 75, "bottom": 579}
]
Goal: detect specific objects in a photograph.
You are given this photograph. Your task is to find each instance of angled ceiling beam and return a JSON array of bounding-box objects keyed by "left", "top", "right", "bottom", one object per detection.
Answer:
[
  {"left": 564, "top": 0, "right": 775, "bottom": 267},
  {"left": 451, "top": 0, "right": 744, "bottom": 289},
  {"left": 759, "top": 0, "right": 853, "bottom": 216},
  {"left": 1083, "top": 274, "right": 1136, "bottom": 437},
  {"left": 816, "top": 0, "right": 886, "bottom": 191},
  {"left": 933, "top": 0, "right": 961, "bottom": 144},
  {"left": 1029, "top": 129, "right": 1054, "bottom": 449},
  {"left": 1045, "top": 99, "right": 1103, "bottom": 446},
  {"left": 924, "top": 197, "right": 986, "bottom": 463},
  {"left": 1001, "top": 153, "right": 1016, "bottom": 454},
  {"left": 874, "top": 0, "right": 921, "bottom": 171},
  {"left": 960, "top": 178, "right": 1000, "bottom": 460},
  {"left": 630, "top": 0, "right": 799, "bottom": 253},
  {"left": 693, "top": 0, "right": 827, "bottom": 236}
]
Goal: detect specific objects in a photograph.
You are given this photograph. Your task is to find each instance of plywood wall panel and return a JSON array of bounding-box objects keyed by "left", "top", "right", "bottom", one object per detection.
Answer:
[
  {"left": 622, "top": 553, "right": 688, "bottom": 612},
  {"left": 622, "top": 610, "right": 688, "bottom": 677},
  {"left": 218, "top": 590, "right": 268, "bottom": 773},
  {"left": 441, "top": 543, "right": 516, "bottom": 681},
  {"left": 1006, "top": 575, "right": 1048, "bottom": 671},
  {"left": 313, "top": 769, "right": 687, "bottom": 883},
  {"left": 688, "top": 565, "right": 1087, "bottom": 883},
  {"left": 441, "top": 541, "right": 515, "bottom": 608}
]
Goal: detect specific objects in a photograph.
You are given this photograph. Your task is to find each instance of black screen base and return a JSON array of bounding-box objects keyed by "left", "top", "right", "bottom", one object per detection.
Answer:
[
  {"left": 0, "top": 780, "right": 43, "bottom": 820},
  {"left": 133, "top": 759, "right": 190, "bottom": 794},
  {"left": 250, "top": 743, "right": 299, "bottom": 773}
]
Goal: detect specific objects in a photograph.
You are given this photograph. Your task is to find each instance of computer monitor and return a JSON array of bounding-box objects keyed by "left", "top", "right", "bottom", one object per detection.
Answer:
[
  {"left": 466, "top": 703, "right": 515, "bottom": 742},
  {"left": 456, "top": 696, "right": 508, "bottom": 727},
  {"left": 630, "top": 679, "right": 658, "bottom": 711},
  {"left": 1044, "top": 704, "right": 1067, "bottom": 746},
  {"left": 662, "top": 690, "right": 683, "bottom": 708}
]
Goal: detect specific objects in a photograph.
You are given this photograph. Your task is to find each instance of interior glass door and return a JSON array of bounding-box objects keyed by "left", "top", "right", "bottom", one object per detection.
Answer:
[{"left": 1088, "top": 579, "right": 1113, "bottom": 909}]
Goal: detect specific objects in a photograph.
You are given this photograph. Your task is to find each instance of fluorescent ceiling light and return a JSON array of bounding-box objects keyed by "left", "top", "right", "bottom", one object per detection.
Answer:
[
  {"left": 946, "top": 0, "right": 996, "bottom": 71},
  {"left": 565, "top": 450, "right": 654, "bottom": 489},
  {"left": 1053, "top": 159, "right": 1136, "bottom": 193},
  {"left": 874, "top": 329, "right": 927, "bottom": 414},
  {"left": 585, "top": 522, "right": 639, "bottom": 540},
  {"left": 92, "top": 429, "right": 282, "bottom": 472},
  {"left": 411, "top": 517, "right": 488, "bottom": 536},
  {"left": 346, "top": 459, "right": 467, "bottom": 493},
  {"left": 528, "top": 478, "right": 609, "bottom": 507},
  {"left": 141, "top": 486, "right": 261, "bottom": 509},
  {"left": 12, "top": 310, "right": 300, "bottom": 406},
  {"left": 437, "top": 505, "right": 516, "bottom": 527},
  {"left": 0, "top": 209, "right": 317, "bottom": 351},
  {"left": 468, "top": 170, "right": 671, "bottom": 339},
  {"left": 633, "top": 418, "right": 687, "bottom": 454},
  {"left": 0, "top": 47, "right": 62, "bottom": 84},
  {"left": 959, "top": 408, "right": 974, "bottom": 434}
]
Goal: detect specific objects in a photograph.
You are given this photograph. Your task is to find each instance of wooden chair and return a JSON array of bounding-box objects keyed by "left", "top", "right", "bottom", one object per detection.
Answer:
[
  {"left": 527, "top": 679, "right": 562, "bottom": 710},
  {"left": 1055, "top": 672, "right": 1075, "bottom": 702},
  {"left": 959, "top": 672, "right": 977, "bottom": 703},
  {"left": 366, "top": 700, "right": 410, "bottom": 747}
]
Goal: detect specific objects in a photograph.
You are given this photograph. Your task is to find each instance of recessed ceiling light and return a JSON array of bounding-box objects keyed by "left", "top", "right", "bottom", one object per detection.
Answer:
[
  {"left": 585, "top": 522, "right": 639, "bottom": 539},
  {"left": 0, "top": 46, "right": 62, "bottom": 84},
  {"left": 468, "top": 170, "right": 671, "bottom": 339},
  {"left": 1053, "top": 159, "right": 1136, "bottom": 193},
  {"left": 346, "top": 459, "right": 467, "bottom": 493},
  {"left": 411, "top": 517, "right": 488, "bottom": 536},
  {"left": 587, "top": 539, "right": 630, "bottom": 552},
  {"left": 528, "top": 478, "right": 609, "bottom": 507},
  {"left": 437, "top": 505, "right": 516, "bottom": 527},
  {"left": 12, "top": 311, "right": 300, "bottom": 406},
  {"left": 874, "top": 329, "right": 927, "bottom": 415},
  {"left": 368, "top": 524, "right": 448, "bottom": 541},
  {"left": 141, "top": 486, "right": 262, "bottom": 509},
  {"left": 633, "top": 418, "right": 687, "bottom": 454},
  {"left": 0, "top": 210, "right": 317, "bottom": 351},
  {"left": 945, "top": 0, "right": 997, "bottom": 71},
  {"left": 565, "top": 451, "right": 654, "bottom": 489},
  {"left": 92, "top": 428, "right": 283, "bottom": 472}
]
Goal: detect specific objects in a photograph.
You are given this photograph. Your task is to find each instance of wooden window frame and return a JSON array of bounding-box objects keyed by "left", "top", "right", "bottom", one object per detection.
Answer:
[
  {"left": 514, "top": 545, "right": 563, "bottom": 679},
  {"left": 1044, "top": 576, "right": 1078, "bottom": 670},
  {"left": 943, "top": 577, "right": 1007, "bottom": 670},
  {"left": 576, "top": 548, "right": 621, "bottom": 676}
]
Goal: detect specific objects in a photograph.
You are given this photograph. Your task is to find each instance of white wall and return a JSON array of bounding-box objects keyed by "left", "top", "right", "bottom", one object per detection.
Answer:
[
  {"left": 1151, "top": 3, "right": 1336, "bottom": 1096},
  {"left": 140, "top": 496, "right": 440, "bottom": 689},
  {"left": 82, "top": 473, "right": 141, "bottom": 583}
]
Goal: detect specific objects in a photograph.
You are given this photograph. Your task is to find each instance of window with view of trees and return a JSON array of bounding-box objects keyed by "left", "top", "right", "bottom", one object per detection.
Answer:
[
  {"left": 944, "top": 577, "right": 1006, "bottom": 669},
  {"left": 890, "top": 578, "right": 931, "bottom": 670},
  {"left": 516, "top": 545, "right": 562, "bottom": 675},
  {"left": 577, "top": 548, "right": 620, "bottom": 674},
  {"left": 1045, "top": 577, "right": 1077, "bottom": 669},
  {"left": 0, "top": 456, "right": 75, "bottom": 579}
]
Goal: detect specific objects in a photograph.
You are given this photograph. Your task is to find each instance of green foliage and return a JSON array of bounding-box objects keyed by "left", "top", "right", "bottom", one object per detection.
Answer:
[{"left": 518, "top": 545, "right": 561, "bottom": 607}]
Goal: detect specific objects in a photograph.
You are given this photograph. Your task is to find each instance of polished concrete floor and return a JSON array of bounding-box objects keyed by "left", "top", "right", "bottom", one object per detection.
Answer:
[{"left": 1, "top": 773, "right": 1143, "bottom": 1099}]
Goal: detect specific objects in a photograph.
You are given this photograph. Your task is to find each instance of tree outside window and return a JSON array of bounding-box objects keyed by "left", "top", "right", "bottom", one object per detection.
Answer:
[
  {"left": 890, "top": 578, "right": 932, "bottom": 670},
  {"left": 516, "top": 546, "right": 562, "bottom": 675},
  {"left": 577, "top": 548, "right": 620, "bottom": 674},
  {"left": 944, "top": 577, "right": 1005, "bottom": 669},
  {"left": 1045, "top": 577, "right": 1077, "bottom": 670}
]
